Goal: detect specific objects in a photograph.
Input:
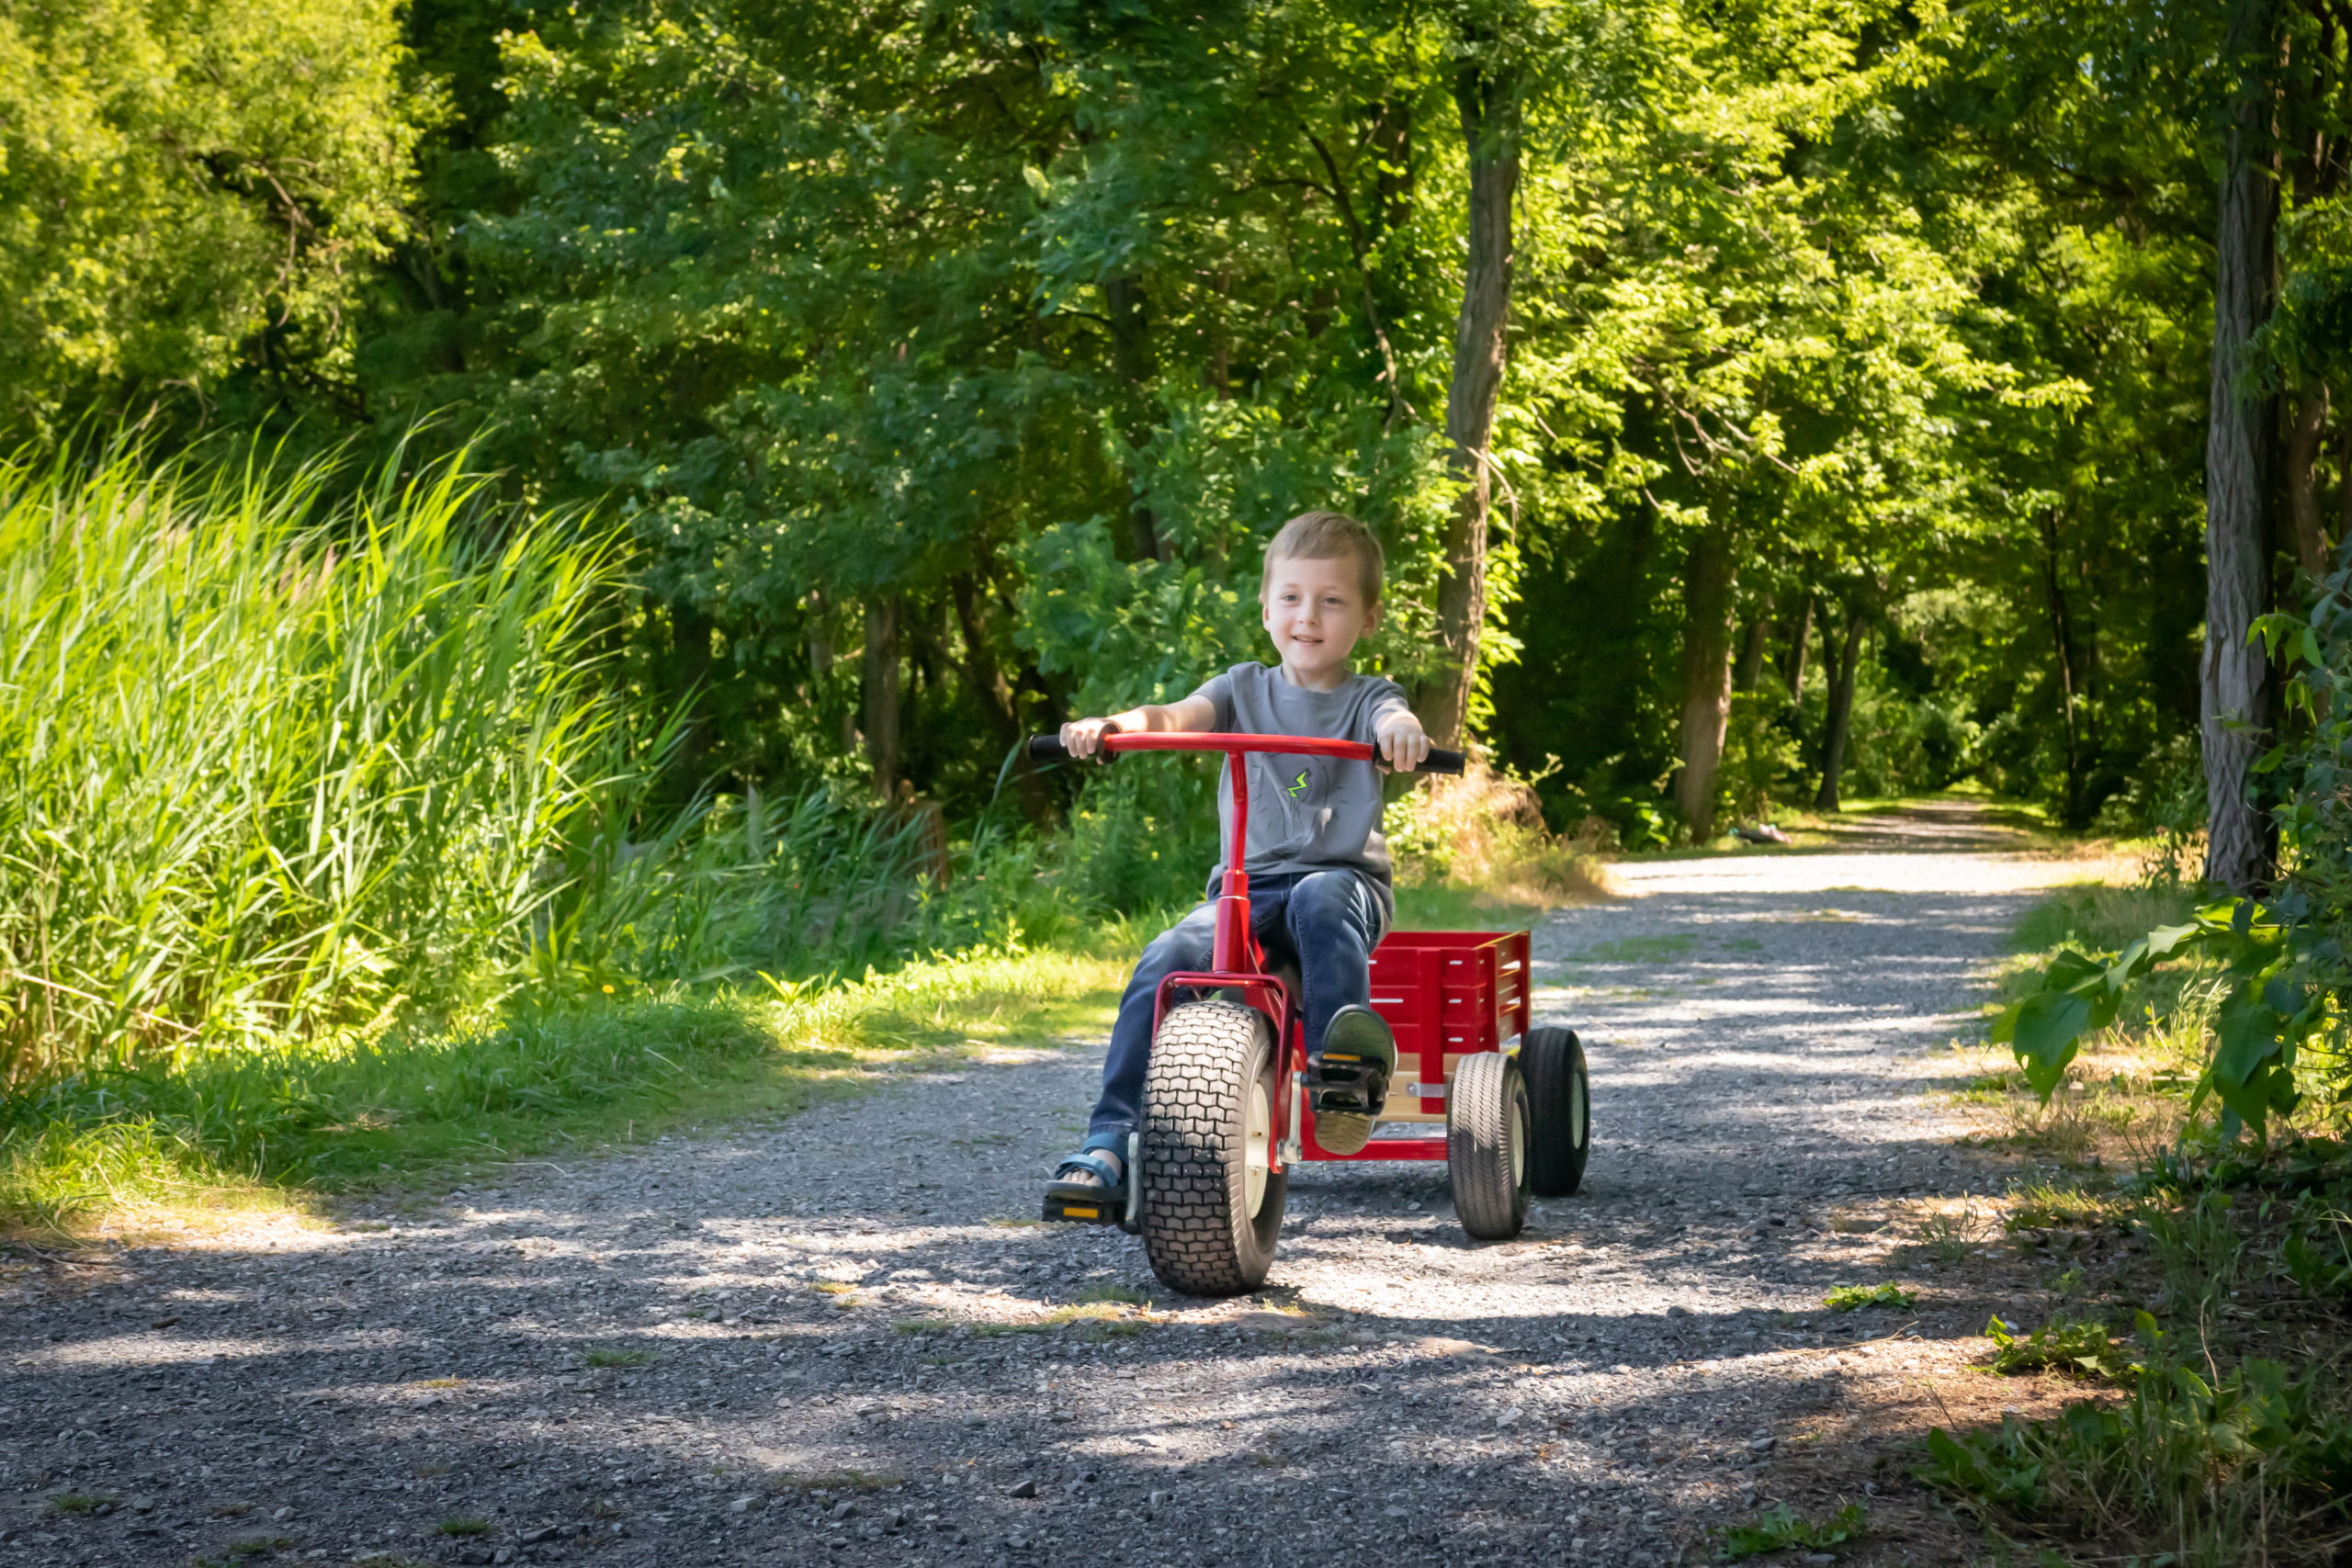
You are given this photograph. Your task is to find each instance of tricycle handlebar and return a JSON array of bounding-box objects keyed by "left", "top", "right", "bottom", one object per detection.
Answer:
[{"left": 1026, "top": 730, "right": 1465, "bottom": 776}]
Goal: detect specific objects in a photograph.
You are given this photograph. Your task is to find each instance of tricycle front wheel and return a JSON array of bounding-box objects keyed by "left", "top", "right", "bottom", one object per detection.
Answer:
[{"left": 1139, "top": 1000, "right": 1287, "bottom": 1296}]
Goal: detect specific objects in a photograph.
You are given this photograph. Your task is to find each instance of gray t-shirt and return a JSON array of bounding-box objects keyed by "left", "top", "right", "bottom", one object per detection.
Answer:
[{"left": 1190, "top": 661, "right": 1414, "bottom": 925}]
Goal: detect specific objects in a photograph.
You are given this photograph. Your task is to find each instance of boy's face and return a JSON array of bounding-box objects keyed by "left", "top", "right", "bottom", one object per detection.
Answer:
[{"left": 1261, "top": 551, "right": 1377, "bottom": 687}]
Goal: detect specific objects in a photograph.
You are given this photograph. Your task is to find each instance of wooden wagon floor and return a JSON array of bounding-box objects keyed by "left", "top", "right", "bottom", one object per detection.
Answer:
[{"left": 2, "top": 805, "right": 2096, "bottom": 1568}]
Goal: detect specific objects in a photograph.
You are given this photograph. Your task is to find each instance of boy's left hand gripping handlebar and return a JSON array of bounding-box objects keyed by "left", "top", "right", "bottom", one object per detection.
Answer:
[{"left": 1024, "top": 733, "right": 1467, "bottom": 775}]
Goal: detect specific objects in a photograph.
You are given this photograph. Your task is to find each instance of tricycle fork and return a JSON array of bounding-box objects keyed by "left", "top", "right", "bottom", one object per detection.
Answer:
[{"left": 1150, "top": 964, "right": 1297, "bottom": 1174}]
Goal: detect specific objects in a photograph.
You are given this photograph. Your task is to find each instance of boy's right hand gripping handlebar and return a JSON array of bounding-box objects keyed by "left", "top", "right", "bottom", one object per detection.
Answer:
[{"left": 1025, "top": 731, "right": 1466, "bottom": 776}]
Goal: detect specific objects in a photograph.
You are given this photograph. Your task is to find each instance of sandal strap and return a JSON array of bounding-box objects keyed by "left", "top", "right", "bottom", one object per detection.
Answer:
[{"left": 1053, "top": 1148, "right": 1124, "bottom": 1186}]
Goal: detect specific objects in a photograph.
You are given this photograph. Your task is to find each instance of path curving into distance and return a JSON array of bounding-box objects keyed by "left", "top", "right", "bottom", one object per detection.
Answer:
[{"left": 2, "top": 807, "right": 2087, "bottom": 1567}]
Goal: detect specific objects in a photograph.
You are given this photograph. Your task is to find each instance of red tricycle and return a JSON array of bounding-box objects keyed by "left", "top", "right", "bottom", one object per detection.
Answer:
[{"left": 1027, "top": 729, "right": 1592, "bottom": 1296}]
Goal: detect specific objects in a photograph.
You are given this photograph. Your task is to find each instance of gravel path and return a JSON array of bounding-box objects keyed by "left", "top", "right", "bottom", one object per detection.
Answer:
[{"left": 3, "top": 811, "right": 2088, "bottom": 1568}]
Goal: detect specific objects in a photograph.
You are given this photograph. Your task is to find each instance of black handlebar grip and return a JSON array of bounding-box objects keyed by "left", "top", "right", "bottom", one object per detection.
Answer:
[
  {"left": 1419, "top": 748, "right": 1467, "bottom": 776},
  {"left": 1026, "top": 734, "right": 1071, "bottom": 762}
]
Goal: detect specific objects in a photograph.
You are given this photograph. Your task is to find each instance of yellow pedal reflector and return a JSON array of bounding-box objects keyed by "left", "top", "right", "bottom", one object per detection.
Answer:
[{"left": 1061, "top": 1206, "right": 1099, "bottom": 1220}]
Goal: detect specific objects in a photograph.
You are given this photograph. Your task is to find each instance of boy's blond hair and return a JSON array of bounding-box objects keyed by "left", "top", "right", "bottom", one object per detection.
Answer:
[{"left": 1260, "top": 510, "right": 1384, "bottom": 606}]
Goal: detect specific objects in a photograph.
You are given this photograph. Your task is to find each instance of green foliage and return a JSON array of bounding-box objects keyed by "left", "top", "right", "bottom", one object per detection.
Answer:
[
  {"left": 1918, "top": 1349, "right": 2352, "bottom": 1560},
  {"left": 0, "top": 0, "right": 419, "bottom": 436},
  {"left": 1823, "top": 1281, "right": 1916, "bottom": 1312},
  {"left": 1981, "top": 1314, "right": 2132, "bottom": 1381},
  {"left": 1991, "top": 902, "right": 2303, "bottom": 1134},
  {"left": 0, "top": 946, "right": 1125, "bottom": 1225},
  {"left": 1716, "top": 693, "right": 1804, "bottom": 825},
  {"left": 1996, "top": 562, "right": 2352, "bottom": 1144},
  {"left": 1716, "top": 1500, "right": 1867, "bottom": 1560},
  {"left": 0, "top": 441, "right": 1109, "bottom": 1089},
  {"left": 0, "top": 442, "right": 643, "bottom": 1080}
]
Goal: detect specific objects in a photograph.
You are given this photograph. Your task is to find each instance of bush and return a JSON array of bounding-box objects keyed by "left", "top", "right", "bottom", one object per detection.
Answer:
[
  {"left": 1383, "top": 761, "right": 1612, "bottom": 905},
  {"left": 1918, "top": 1348, "right": 2352, "bottom": 1562}
]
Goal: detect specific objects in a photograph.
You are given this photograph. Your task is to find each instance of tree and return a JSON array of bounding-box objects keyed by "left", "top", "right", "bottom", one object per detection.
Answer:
[
  {"left": 2201, "top": 0, "right": 2283, "bottom": 893},
  {"left": 0, "top": 0, "right": 418, "bottom": 438},
  {"left": 1419, "top": 28, "right": 1521, "bottom": 750}
]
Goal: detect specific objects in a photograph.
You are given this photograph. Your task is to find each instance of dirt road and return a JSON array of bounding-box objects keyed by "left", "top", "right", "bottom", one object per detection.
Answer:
[{"left": 3, "top": 810, "right": 2086, "bottom": 1567}]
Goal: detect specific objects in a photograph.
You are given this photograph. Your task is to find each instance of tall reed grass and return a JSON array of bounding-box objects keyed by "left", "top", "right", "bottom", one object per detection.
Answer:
[
  {"left": 0, "top": 444, "right": 640, "bottom": 1085},
  {"left": 0, "top": 445, "right": 1057, "bottom": 1095}
]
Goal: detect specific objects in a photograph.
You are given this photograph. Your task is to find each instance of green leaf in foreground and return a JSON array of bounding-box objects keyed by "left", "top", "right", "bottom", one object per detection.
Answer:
[
  {"left": 1824, "top": 1282, "right": 1915, "bottom": 1311},
  {"left": 1718, "top": 1500, "right": 1867, "bottom": 1560},
  {"left": 1980, "top": 1315, "right": 2131, "bottom": 1381}
]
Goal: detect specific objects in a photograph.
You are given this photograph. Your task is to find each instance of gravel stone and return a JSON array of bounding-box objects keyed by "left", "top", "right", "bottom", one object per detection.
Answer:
[{"left": 0, "top": 807, "right": 2058, "bottom": 1566}]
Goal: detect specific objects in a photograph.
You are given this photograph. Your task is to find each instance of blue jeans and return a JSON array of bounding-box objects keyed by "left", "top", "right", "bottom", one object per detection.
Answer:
[{"left": 1083, "top": 870, "right": 1385, "bottom": 1151}]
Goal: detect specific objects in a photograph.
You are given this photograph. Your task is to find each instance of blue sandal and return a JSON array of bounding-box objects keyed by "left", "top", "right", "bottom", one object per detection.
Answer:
[{"left": 1042, "top": 1147, "right": 1127, "bottom": 1225}]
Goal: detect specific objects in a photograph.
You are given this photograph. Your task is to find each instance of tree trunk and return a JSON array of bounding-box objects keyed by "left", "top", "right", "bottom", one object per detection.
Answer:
[
  {"left": 1675, "top": 529, "right": 1737, "bottom": 839},
  {"left": 864, "top": 596, "right": 902, "bottom": 796},
  {"left": 1782, "top": 593, "right": 1815, "bottom": 699},
  {"left": 1415, "top": 50, "right": 1521, "bottom": 750},
  {"left": 1814, "top": 609, "right": 1864, "bottom": 811},
  {"left": 1734, "top": 614, "right": 1770, "bottom": 694},
  {"left": 809, "top": 592, "right": 855, "bottom": 754},
  {"left": 2342, "top": 426, "right": 2351, "bottom": 553},
  {"left": 1103, "top": 275, "right": 1166, "bottom": 563},
  {"left": 950, "top": 574, "right": 1052, "bottom": 823},
  {"left": 2039, "top": 510, "right": 2084, "bottom": 820},
  {"left": 2287, "top": 386, "right": 2331, "bottom": 575},
  {"left": 2202, "top": 0, "right": 2281, "bottom": 895}
]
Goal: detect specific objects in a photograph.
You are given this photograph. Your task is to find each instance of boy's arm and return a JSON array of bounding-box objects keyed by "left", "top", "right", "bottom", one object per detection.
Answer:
[{"left": 1060, "top": 693, "right": 1218, "bottom": 760}]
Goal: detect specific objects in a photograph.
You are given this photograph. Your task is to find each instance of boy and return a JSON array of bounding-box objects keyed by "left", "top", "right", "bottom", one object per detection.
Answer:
[{"left": 1044, "top": 510, "right": 1430, "bottom": 1213}]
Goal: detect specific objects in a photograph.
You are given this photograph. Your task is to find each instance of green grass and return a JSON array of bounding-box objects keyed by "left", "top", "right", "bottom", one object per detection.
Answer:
[
  {"left": 584, "top": 1348, "right": 655, "bottom": 1368},
  {"left": 2008, "top": 884, "right": 2202, "bottom": 959},
  {"left": 1824, "top": 1281, "right": 1916, "bottom": 1312},
  {"left": 1980, "top": 1314, "right": 2131, "bottom": 1381},
  {"left": 437, "top": 1518, "right": 492, "bottom": 1537},
  {"left": 1074, "top": 1283, "right": 1148, "bottom": 1304},
  {"left": 1, "top": 946, "right": 1125, "bottom": 1232},
  {"left": 0, "top": 440, "right": 1144, "bottom": 1236},
  {"left": 1718, "top": 1500, "right": 1867, "bottom": 1559},
  {"left": 1918, "top": 1354, "right": 2352, "bottom": 1560}
]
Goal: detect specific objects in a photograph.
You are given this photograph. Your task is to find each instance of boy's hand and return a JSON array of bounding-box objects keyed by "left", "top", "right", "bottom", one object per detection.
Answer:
[
  {"left": 1059, "top": 716, "right": 1122, "bottom": 761},
  {"left": 1376, "top": 709, "right": 1430, "bottom": 772}
]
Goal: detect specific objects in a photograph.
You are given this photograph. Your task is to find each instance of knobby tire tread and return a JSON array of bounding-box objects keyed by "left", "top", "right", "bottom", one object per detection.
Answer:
[{"left": 1140, "top": 1000, "right": 1283, "bottom": 1296}]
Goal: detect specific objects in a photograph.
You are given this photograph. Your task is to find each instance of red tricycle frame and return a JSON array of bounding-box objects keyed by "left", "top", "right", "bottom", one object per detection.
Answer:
[{"left": 1097, "top": 731, "right": 1532, "bottom": 1170}]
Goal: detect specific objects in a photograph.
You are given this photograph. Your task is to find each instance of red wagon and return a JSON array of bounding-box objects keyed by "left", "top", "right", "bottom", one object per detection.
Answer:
[{"left": 1031, "top": 730, "right": 1591, "bottom": 1296}]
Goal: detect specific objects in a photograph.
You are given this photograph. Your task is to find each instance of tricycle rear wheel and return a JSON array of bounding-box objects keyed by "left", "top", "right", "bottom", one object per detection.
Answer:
[
  {"left": 1448, "top": 1052, "right": 1531, "bottom": 1240},
  {"left": 1139, "top": 1000, "right": 1286, "bottom": 1296},
  {"left": 1520, "top": 1026, "right": 1591, "bottom": 1197}
]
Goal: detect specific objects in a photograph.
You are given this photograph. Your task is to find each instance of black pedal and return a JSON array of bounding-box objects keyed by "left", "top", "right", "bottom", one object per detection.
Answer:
[{"left": 1041, "top": 1193, "right": 1120, "bottom": 1225}]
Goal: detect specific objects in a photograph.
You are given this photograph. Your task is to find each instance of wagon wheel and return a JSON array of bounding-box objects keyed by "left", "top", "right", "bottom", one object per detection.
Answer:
[
  {"left": 1447, "top": 1052, "right": 1530, "bottom": 1240},
  {"left": 1520, "top": 1026, "right": 1591, "bottom": 1197},
  {"left": 1139, "top": 999, "right": 1287, "bottom": 1296}
]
